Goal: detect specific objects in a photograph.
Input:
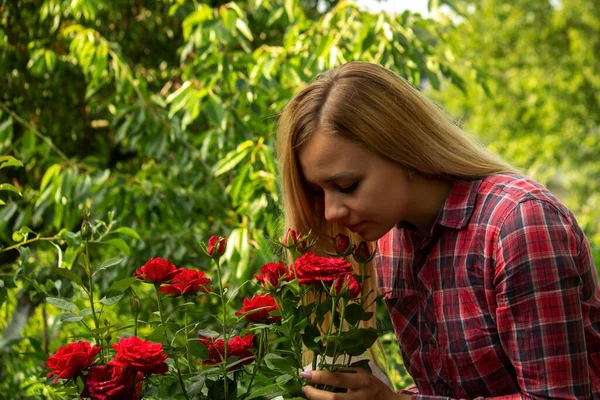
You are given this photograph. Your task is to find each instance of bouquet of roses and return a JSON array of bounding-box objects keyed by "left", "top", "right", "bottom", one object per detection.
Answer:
[{"left": 43, "top": 220, "right": 380, "bottom": 399}]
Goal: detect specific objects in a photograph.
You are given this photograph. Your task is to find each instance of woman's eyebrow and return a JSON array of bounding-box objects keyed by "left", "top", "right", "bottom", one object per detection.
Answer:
[{"left": 325, "top": 172, "right": 353, "bottom": 183}]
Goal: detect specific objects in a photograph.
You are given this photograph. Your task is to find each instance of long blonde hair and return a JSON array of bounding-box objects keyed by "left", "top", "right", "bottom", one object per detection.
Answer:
[
  {"left": 276, "top": 61, "right": 515, "bottom": 365},
  {"left": 277, "top": 61, "right": 515, "bottom": 249}
]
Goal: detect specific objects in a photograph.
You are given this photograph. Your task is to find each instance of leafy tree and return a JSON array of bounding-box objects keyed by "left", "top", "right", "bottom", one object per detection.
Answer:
[{"left": 1, "top": 0, "right": 462, "bottom": 395}]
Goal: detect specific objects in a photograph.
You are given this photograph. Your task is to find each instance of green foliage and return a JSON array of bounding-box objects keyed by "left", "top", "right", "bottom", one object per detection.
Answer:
[
  {"left": 432, "top": 0, "right": 600, "bottom": 269},
  {"left": 1, "top": 0, "right": 465, "bottom": 395}
]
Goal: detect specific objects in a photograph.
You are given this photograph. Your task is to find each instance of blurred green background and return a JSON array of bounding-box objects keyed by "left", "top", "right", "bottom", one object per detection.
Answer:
[{"left": 1, "top": 0, "right": 599, "bottom": 397}]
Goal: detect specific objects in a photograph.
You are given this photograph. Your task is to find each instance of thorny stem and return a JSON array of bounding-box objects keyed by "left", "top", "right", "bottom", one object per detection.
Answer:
[
  {"left": 214, "top": 258, "right": 229, "bottom": 398},
  {"left": 245, "top": 328, "right": 267, "bottom": 396},
  {"left": 155, "top": 285, "right": 190, "bottom": 400}
]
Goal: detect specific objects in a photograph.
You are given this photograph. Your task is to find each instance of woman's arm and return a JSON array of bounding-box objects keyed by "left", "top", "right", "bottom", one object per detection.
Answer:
[{"left": 493, "top": 199, "right": 597, "bottom": 399}]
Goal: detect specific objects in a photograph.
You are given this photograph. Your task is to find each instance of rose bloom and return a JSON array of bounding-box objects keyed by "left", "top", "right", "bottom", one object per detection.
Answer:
[
  {"left": 235, "top": 294, "right": 281, "bottom": 323},
  {"left": 332, "top": 274, "right": 361, "bottom": 298},
  {"left": 294, "top": 252, "right": 353, "bottom": 285},
  {"left": 109, "top": 336, "right": 168, "bottom": 376},
  {"left": 199, "top": 334, "right": 254, "bottom": 369},
  {"left": 46, "top": 341, "right": 101, "bottom": 383},
  {"left": 81, "top": 364, "right": 143, "bottom": 400},
  {"left": 254, "top": 261, "right": 292, "bottom": 289},
  {"left": 159, "top": 268, "right": 211, "bottom": 296},
  {"left": 207, "top": 235, "right": 227, "bottom": 258},
  {"left": 134, "top": 257, "right": 178, "bottom": 283}
]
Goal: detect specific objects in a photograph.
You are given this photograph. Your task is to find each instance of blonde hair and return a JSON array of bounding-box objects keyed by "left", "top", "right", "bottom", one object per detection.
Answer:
[
  {"left": 276, "top": 61, "right": 515, "bottom": 366},
  {"left": 277, "top": 61, "right": 515, "bottom": 247}
]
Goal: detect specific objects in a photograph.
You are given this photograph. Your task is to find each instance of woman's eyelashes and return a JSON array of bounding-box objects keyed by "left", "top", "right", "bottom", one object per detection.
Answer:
[{"left": 337, "top": 181, "right": 359, "bottom": 194}]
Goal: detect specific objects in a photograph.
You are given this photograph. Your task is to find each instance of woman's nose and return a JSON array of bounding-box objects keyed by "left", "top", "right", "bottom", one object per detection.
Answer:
[{"left": 324, "top": 192, "right": 349, "bottom": 222}]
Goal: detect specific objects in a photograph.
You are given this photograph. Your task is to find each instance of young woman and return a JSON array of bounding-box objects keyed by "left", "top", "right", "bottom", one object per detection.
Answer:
[{"left": 276, "top": 62, "right": 600, "bottom": 399}]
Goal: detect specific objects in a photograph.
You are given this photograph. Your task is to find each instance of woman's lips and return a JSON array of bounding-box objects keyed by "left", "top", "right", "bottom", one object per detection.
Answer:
[{"left": 347, "top": 222, "right": 364, "bottom": 233}]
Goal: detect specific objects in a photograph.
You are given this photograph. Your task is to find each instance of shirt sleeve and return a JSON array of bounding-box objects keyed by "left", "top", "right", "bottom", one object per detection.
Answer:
[{"left": 492, "top": 199, "right": 593, "bottom": 399}]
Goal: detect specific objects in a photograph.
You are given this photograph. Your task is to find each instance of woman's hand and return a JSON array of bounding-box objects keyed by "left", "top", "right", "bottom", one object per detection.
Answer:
[{"left": 300, "top": 368, "right": 411, "bottom": 400}]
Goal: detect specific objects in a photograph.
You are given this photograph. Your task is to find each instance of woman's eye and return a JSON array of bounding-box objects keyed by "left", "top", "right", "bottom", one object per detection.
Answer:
[{"left": 338, "top": 182, "right": 359, "bottom": 194}]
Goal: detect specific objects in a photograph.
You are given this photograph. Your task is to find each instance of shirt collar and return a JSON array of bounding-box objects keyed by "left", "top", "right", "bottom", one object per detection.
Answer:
[{"left": 435, "top": 178, "right": 483, "bottom": 230}]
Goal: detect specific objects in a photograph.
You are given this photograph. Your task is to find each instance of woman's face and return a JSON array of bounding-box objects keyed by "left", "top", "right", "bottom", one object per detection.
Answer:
[{"left": 298, "top": 131, "right": 413, "bottom": 241}]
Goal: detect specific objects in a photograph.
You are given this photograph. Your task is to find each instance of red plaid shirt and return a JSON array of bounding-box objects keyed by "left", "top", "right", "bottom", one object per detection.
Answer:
[{"left": 376, "top": 174, "right": 600, "bottom": 399}]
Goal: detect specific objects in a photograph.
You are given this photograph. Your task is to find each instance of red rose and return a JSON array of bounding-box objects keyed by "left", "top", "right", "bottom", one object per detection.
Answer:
[
  {"left": 333, "top": 233, "right": 353, "bottom": 256},
  {"left": 109, "top": 336, "right": 168, "bottom": 376},
  {"left": 294, "top": 252, "right": 352, "bottom": 285},
  {"left": 46, "top": 341, "right": 101, "bottom": 383},
  {"left": 207, "top": 235, "right": 227, "bottom": 258},
  {"left": 159, "top": 268, "right": 211, "bottom": 296},
  {"left": 134, "top": 258, "right": 178, "bottom": 284},
  {"left": 81, "top": 364, "right": 142, "bottom": 400},
  {"left": 254, "top": 261, "right": 292, "bottom": 289},
  {"left": 235, "top": 294, "right": 281, "bottom": 323},
  {"left": 352, "top": 241, "right": 374, "bottom": 263},
  {"left": 332, "top": 274, "right": 361, "bottom": 298},
  {"left": 199, "top": 334, "right": 254, "bottom": 369}
]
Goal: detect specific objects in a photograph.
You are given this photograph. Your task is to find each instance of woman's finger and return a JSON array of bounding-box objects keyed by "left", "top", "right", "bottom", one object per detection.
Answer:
[{"left": 301, "top": 370, "right": 370, "bottom": 390}]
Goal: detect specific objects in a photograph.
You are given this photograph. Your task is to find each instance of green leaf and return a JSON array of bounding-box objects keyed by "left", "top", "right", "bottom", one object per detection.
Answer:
[
  {"left": 99, "top": 291, "right": 124, "bottom": 306},
  {"left": 104, "top": 239, "right": 130, "bottom": 256},
  {"left": 244, "top": 382, "right": 288, "bottom": 400},
  {"left": 302, "top": 324, "right": 322, "bottom": 352},
  {"left": 52, "top": 267, "right": 84, "bottom": 289},
  {"left": 187, "top": 375, "right": 207, "bottom": 397},
  {"left": 51, "top": 242, "right": 63, "bottom": 270},
  {"left": 188, "top": 339, "right": 209, "bottom": 359},
  {"left": 112, "top": 227, "right": 141, "bottom": 240},
  {"left": 0, "top": 156, "right": 23, "bottom": 169},
  {"left": 214, "top": 141, "right": 253, "bottom": 176},
  {"left": 58, "top": 312, "right": 83, "bottom": 323},
  {"left": 197, "top": 328, "right": 219, "bottom": 339},
  {"left": 207, "top": 377, "right": 237, "bottom": 400},
  {"left": 263, "top": 353, "right": 296, "bottom": 374},
  {"left": 284, "top": 0, "right": 294, "bottom": 22},
  {"left": 107, "top": 277, "right": 138, "bottom": 293},
  {"left": 46, "top": 297, "right": 78, "bottom": 313},
  {"left": 344, "top": 303, "right": 373, "bottom": 325},
  {"left": 146, "top": 326, "right": 167, "bottom": 342},
  {"left": 93, "top": 257, "right": 124, "bottom": 276},
  {"left": 0, "top": 183, "right": 22, "bottom": 196},
  {"left": 235, "top": 19, "right": 253, "bottom": 41},
  {"left": 40, "top": 164, "right": 61, "bottom": 191}
]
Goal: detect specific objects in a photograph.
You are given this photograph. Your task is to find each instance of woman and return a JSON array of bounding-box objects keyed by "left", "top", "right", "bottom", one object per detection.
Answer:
[{"left": 276, "top": 62, "right": 600, "bottom": 399}]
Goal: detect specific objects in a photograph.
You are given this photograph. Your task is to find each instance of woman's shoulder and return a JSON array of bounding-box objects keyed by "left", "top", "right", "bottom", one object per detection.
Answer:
[{"left": 475, "top": 173, "right": 577, "bottom": 227}]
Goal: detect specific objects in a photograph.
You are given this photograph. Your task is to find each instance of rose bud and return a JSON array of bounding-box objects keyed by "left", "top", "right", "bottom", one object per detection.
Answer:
[
  {"left": 283, "top": 228, "right": 301, "bottom": 247},
  {"left": 352, "top": 241, "right": 375, "bottom": 263},
  {"left": 130, "top": 295, "right": 141, "bottom": 314},
  {"left": 283, "top": 228, "right": 312, "bottom": 253},
  {"left": 333, "top": 233, "right": 353, "bottom": 256},
  {"left": 207, "top": 235, "right": 227, "bottom": 258},
  {"left": 331, "top": 274, "right": 361, "bottom": 298},
  {"left": 254, "top": 261, "right": 292, "bottom": 290}
]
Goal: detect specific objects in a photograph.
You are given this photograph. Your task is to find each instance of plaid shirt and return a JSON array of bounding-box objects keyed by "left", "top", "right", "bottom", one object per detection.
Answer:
[{"left": 376, "top": 174, "right": 600, "bottom": 400}]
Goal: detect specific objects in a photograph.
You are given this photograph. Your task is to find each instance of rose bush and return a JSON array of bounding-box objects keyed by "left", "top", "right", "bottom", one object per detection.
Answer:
[{"left": 43, "top": 228, "right": 379, "bottom": 399}]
